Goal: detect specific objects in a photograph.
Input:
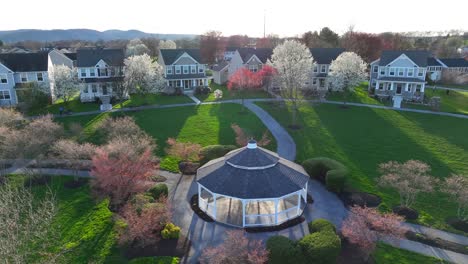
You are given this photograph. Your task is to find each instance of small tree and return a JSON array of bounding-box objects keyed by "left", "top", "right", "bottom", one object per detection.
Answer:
[
  {"left": 328, "top": 52, "right": 367, "bottom": 105},
  {"left": 126, "top": 39, "right": 150, "bottom": 56},
  {"left": 0, "top": 108, "right": 23, "bottom": 128},
  {"left": 124, "top": 54, "right": 165, "bottom": 96},
  {"left": 256, "top": 65, "right": 277, "bottom": 92},
  {"left": 227, "top": 68, "right": 261, "bottom": 110},
  {"left": 200, "top": 230, "right": 268, "bottom": 264},
  {"left": 165, "top": 138, "right": 202, "bottom": 162},
  {"left": 442, "top": 174, "right": 468, "bottom": 221},
  {"left": 341, "top": 206, "right": 407, "bottom": 261},
  {"left": 50, "top": 139, "right": 96, "bottom": 177},
  {"left": 50, "top": 65, "right": 81, "bottom": 105},
  {"left": 91, "top": 145, "right": 157, "bottom": 207},
  {"left": 231, "top": 123, "right": 271, "bottom": 147},
  {"left": 270, "top": 40, "right": 313, "bottom": 127},
  {"left": 378, "top": 160, "right": 437, "bottom": 208},
  {"left": 119, "top": 196, "right": 172, "bottom": 247}
]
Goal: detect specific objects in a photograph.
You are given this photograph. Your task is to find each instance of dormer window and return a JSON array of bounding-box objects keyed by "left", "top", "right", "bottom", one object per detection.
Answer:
[{"left": 249, "top": 64, "right": 258, "bottom": 73}]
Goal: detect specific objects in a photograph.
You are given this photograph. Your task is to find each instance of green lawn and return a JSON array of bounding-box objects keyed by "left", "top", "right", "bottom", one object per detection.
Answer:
[
  {"left": 58, "top": 103, "right": 276, "bottom": 172},
  {"left": 373, "top": 243, "right": 447, "bottom": 264},
  {"left": 8, "top": 175, "right": 124, "bottom": 263},
  {"left": 113, "top": 94, "right": 193, "bottom": 109},
  {"left": 27, "top": 96, "right": 100, "bottom": 116},
  {"left": 326, "top": 83, "right": 387, "bottom": 106},
  {"left": 258, "top": 102, "right": 468, "bottom": 233},
  {"left": 196, "top": 82, "right": 271, "bottom": 102},
  {"left": 405, "top": 88, "right": 468, "bottom": 115},
  {"left": 428, "top": 83, "right": 468, "bottom": 90}
]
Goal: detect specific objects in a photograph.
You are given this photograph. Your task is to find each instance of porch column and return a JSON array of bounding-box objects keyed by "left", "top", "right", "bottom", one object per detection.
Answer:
[
  {"left": 192, "top": 79, "right": 196, "bottom": 88},
  {"left": 390, "top": 82, "right": 394, "bottom": 91},
  {"left": 198, "top": 184, "right": 202, "bottom": 211},
  {"left": 421, "top": 83, "right": 425, "bottom": 93},
  {"left": 376, "top": 80, "right": 380, "bottom": 91},
  {"left": 204, "top": 79, "right": 208, "bottom": 86}
]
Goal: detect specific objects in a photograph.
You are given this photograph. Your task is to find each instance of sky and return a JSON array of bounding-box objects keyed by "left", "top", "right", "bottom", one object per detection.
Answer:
[{"left": 1, "top": 0, "right": 467, "bottom": 37}]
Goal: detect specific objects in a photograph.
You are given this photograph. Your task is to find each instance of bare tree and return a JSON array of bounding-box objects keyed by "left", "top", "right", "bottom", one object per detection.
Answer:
[
  {"left": 0, "top": 108, "right": 24, "bottom": 127},
  {"left": 442, "top": 174, "right": 468, "bottom": 221}
]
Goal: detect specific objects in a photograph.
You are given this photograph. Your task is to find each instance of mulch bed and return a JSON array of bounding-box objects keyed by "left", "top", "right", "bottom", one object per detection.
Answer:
[
  {"left": 393, "top": 206, "right": 419, "bottom": 220},
  {"left": 405, "top": 231, "right": 468, "bottom": 255},
  {"left": 151, "top": 175, "right": 167, "bottom": 183},
  {"left": 339, "top": 191, "right": 382, "bottom": 208},
  {"left": 446, "top": 217, "right": 468, "bottom": 233},
  {"left": 179, "top": 162, "right": 200, "bottom": 175},
  {"left": 124, "top": 235, "right": 191, "bottom": 259},
  {"left": 64, "top": 178, "right": 88, "bottom": 189},
  {"left": 245, "top": 216, "right": 305, "bottom": 233},
  {"left": 190, "top": 194, "right": 214, "bottom": 222}
]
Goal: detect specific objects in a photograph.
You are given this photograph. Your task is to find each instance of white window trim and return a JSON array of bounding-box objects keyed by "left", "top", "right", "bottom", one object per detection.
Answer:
[
  {"left": 407, "top": 68, "right": 414, "bottom": 77},
  {"left": 0, "top": 90, "right": 11, "bottom": 100},
  {"left": 36, "top": 72, "right": 44, "bottom": 82},
  {"left": 0, "top": 73, "right": 8, "bottom": 84},
  {"left": 389, "top": 68, "right": 396, "bottom": 76},
  {"left": 249, "top": 64, "right": 258, "bottom": 72},
  {"left": 398, "top": 68, "right": 404, "bottom": 76},
  {"left": 175, "top": 66, "right": 181, "bottom": 74},
  {"left": 20, "top": 73, "right": 28, "bottom": 82},
  {"left": 313, "top": 65, "right": 318, "bottom": 73},
  {"left": 183, "top": 65, "right": 189, "bottom": 74},
  {"left": 89, "top": 68, "right": 96, "bottom": 77},
  {"left": 80, "top": 68, "right": 87, "bottom": 78},
  {"left": 166, "top": 67, "right": 173, "bottom": 75},
  {"left": 191, "top": 65, "right": 196, "bottom": 74},
  {"left": 198, "top": 66, "right": 204, "bottom": 73},
  {"left": 417, "top": 69, "right": 424, "bottom": 77},
  {"left": 373, "top": 65, "right": 378, "bottom": 73},
  {"left": 320, "top": 65, "right": 327, "bottom": 73}
]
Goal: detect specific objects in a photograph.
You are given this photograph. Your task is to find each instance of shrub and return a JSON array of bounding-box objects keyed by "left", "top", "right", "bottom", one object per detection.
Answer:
[
  {"left": 148, "top": 183, "right": 168, "bottom": 199},
  {"left": 298, "top": 230, "right": 341, "bottom": 264},
  {"left": 161, "top": 222, "right": 181, "bottom": 239},
  {"left": 308, "top": 219, "right": 336, "bottom": 233},
  {"left": 302, "top": 157, "right": 348, "bottom": 193},
  {"left": 194, "top": 86, "right": 211, "bottom": 95},
  {"left": 266, "top": 236, "right": 304, "bottom": 264},
  {"left": 129, "top": 256, "right": 180, "bottom": 264},
  {"left": 199, "top": 145, "right": 237, "bottom": 165}
]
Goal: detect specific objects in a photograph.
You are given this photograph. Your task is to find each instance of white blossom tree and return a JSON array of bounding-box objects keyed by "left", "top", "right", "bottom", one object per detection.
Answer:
[
  {"left": 124, "top": 54, "right": 165, "bottom": 95},
  {"left": 270, "top": 40, "right": 313, "bottom": 127},
  {"left": 50, "top": 65, "right": 81, "bottom": 104},
  {"left": 126, "top": 39, "right": 150, "bottom": 57},
  {"left": 159, "top": 40, "right": 176, "bottom": 50},
  {"left": 442, "top": 174, "right": 468, "bottom": 221},
  {"left": 328, "top": 52, "right": 367, "bottom": 104}
]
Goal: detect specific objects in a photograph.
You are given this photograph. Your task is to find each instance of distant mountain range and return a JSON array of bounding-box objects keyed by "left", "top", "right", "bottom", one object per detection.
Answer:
[{"left": 0, "top": 29, "right": 197, "bottom": 43}]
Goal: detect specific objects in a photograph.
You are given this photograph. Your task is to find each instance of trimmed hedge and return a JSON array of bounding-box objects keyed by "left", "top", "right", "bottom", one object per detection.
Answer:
[
  {"left": 266, "top": 236, "right": 305, "bottom": 264},
  {"left": 161, "top": 222, "right": 181, "bottom": 239},
  {"left": 302, "top": 157, "right": 348, "bottom": 193},
  {"left": 298, "top": 230, "right": 341, "bottom": 264},
  {"left": 199, "top": 145, "right": 237, "bottom": 165},
  {"left": 308, "top": 218, "right": 336, "bottom": 233},
  {"left": 148, "top": 183, "right": 169, "bottom": 199}
]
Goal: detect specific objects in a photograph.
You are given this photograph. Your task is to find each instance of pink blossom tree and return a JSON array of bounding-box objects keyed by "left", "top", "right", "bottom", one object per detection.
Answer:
[{"left": 227, "top": 68, "right": 261, "bottom": 110}]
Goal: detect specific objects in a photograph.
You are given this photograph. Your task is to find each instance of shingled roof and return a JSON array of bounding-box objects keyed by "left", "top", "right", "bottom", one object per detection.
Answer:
[
  {"left": 237, "top": 48, "right": 273, "bottom": 64},
  {"left": 159, "top": 49, "right": 202, "bottom": 65},
  {"left": 379, "top": 50, "right": 430, "bottom": 67},
  {"left": 309, "top": 48, "right": 345, "bottom": 64},
  {"left": 197, "top": 142, "right": 309, "bottom": 199},
  {"left": 0, "top": 52, "right": 49, "bottom": 72},
  {"left": 76, "top": 48, "right": 124, "bottom": 67},
  {"left": 439, "top": 58, "right": 468, "bottom": 68}
]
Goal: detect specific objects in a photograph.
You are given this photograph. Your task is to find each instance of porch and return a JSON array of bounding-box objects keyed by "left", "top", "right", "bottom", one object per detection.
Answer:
[
  {"left": 167, "top": 78, "right": 209, "bottom": 90},
  {"left": 375, "top": 80, "right": 425, "bottom": 102}
]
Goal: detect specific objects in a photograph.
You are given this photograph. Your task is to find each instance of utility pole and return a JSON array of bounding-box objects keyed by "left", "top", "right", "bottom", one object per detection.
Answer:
[{"left": 263, "top": 9, "right": 266, "bottom": 38}]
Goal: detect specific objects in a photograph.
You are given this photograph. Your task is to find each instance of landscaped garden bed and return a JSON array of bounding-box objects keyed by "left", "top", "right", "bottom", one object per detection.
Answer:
[
  {"left": 405, "top": 231, "right": 468, "bottom": 255},
  {"left": 245, "top": 216, "right": 306, "bottom": 233}
]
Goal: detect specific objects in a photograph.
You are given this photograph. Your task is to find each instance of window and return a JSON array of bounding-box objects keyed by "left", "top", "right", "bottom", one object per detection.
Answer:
[
  {"left": 313, "top": 65, "right": 318, "bottom": 73},
  {"left": 183, "top": 66, "right": 189, "bottom": 74},
  {"left": 175, "top": 66, "right": 181, "bottom": 74},
  {"left": 407, "top": 68, "right": 414, "bottom": 77},
  {"left": 380, "top": 68, "right": 385, "bottom": 75},
  {"left": 198, "top": 66, "right": 204, "bottom": 73},
  {"left": 389, "top": 68, "right": 395, "bottom": 76},
  {"left": 89, "top": 68, "right": 96, "bottom": 77},
  {"left": 398, "top": 68, "right": 404, "bottom": 76},
  {"left": 191, "top": 65, "right": 196, "bottom": 74},
  {"left": 167, "top": 67, "right": 172, "bottom": 75},
  {"left": 373, "top": 66, "right": 378, "bottom": 73},
  {"left": 80, "top": 69, "right": 86, "bottom": 77},
  {"left": 249, "top": 64, "right": 258, "bottom": 72},
  {"left": 312, "top": 78, "right": 317, "bottom": 85},
  {"left": 36, "top": 72, "right": 44, "bottom": 82},
  {"left": 0, "top": 90, "right": 10, "bottom": 100},
  {"left": 371, "top": 80, "right": 376, "bottom": 87},
  {"left": 319, "top": 79, "right": 325, "bottom": 87},
  {"left": 321, "top": 65, "right": 326, "bottom": 73},
  {"left": 91, "top": 84, "right": 97, "bottom": 93},
  {"left": 417, "top": 69, "right": 424, "bottom": 77},
  {"left": 20, "top": 73, "right": 28, "bottom": 82},
  {"left": 0, "top": 74, "right": 7, "bottom": 84},
  {"left": 83, "top": 86, "right": 89, "bottom": 93},
  {"left": 379, "top": 83, "right": 384, "bottom": 90}
]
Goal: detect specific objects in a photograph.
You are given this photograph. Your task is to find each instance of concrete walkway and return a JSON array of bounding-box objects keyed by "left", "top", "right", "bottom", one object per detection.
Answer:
[
  {"left": 185, "top": 93, "right": 201, "bottom": 105},
  {"left": 405, "top": 223, "right": 468, "bottom": 246},
  {"left": 426, "top": 85, "right": 468, "bottom": 93}
]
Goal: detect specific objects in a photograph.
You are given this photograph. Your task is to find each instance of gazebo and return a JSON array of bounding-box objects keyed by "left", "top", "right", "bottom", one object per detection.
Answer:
[{"left": 196, "top": 140, "right": 309, "bottom": 227}]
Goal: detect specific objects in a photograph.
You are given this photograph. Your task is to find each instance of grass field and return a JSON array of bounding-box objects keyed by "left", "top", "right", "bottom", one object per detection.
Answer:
[
  {"left": 373, "top": 243, "right": 446, "bottom": 264},
  {"left": 58, "top": 103, "right": 276, "bottom": 172},
  {"left": 406, "top": 88, "right": 468, "bottom": 115},
  {"left": 326, "top": 83, "right": 386, "bottom": 106},
  {"left": 113, "top": 94, "right": 193, "bottom": 109},
  {"left": 258, "top": 102, "right": 468, "bottom": 233},
  {"left": 196, "top": 82, "right": 271, "bottom": 102}
]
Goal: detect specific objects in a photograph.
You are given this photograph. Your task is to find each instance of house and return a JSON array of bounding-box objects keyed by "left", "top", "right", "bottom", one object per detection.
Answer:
[
  {"left": 439, "top": 58, "right": 468, "bottom": 73},
  {"left": 308, "top": 48, "right": 345, "bottom": 90},
  {"left": 426, "top": 57, "right": 445, "bottom": 81},
  {"left": 158, "top": 49, "right": 209, "bottom": 90},
  {"left": 76, "top": 48, "right": 125, "bottom": 102},
  {"left": 212, "top": 61, "right": 229, "bottom": 85},
  {"left": 223, "top": 47, "right": 238, "bottom": 61},
  {"left": 369, "top": 50, "right": 430, "bottom": 102},
  {"left": 0, "top": 52, "right": 49, "bottom": 106},
  {"left": 227, "top": 48, "right": 273, "bottom": 78}
]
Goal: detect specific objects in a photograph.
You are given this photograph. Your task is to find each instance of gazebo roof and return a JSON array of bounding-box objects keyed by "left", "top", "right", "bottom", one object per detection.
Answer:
[{"left": 197, "top": 142, "right": 309, "bottom": 199}]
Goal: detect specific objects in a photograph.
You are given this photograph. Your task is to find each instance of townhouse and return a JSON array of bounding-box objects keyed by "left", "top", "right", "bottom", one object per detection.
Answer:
[{"left": 308, "top": 48, "right": 345, "bottom": 90}]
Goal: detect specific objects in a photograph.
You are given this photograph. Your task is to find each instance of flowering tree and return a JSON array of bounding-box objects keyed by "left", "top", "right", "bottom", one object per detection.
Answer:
[
  {"left": 270, "top": 40, "right": 313, "bottom": 127},
  {"left": 0, "top": 108, "right": 23, "bottom": 127},
  {"left": 50, "top": 139, "right": 96, "bottom": 176},
  {"left": 342, "top": 206, "right": 407, "bottom": 261},
  {"left": 200, "top": 230, "right": 268, "bottom": 264},
  {"left": 378, "top": 160, "right": 437, "bottom": 208},
  {"left": 256, "top": 65, "right": 277, "bottom": 92},
  {"left": 328, "top": 52, "right": 367, "bottom": 105},
  {"left": 91, "top": 145, "right": 157, "bottom": 207},
  {"left": 126, "top": 39, "right": 150, "bottom": 56},
  {"left": 165, "top": 138, "right": 201, "bottom": 162},
  {"left": 213, "top": 89, "right": 223, "bottom": 99},
  {"left": 159, "top": 40, "right": 177, "bottom": 50},
  {"left": 442, "top": 174, "right": 468, "bottom": 221},
  {"left": 231, "top": 124, "right": 271, "bottom": 147},
  {"left": 50, "top": 65, "right": 80, "bottom": 104},
  {"left": 227, "top": 67, "right": 261, "bottom": 109},
  {"left": 124, "top": 54, "right": 165, "bottom": 96},
  {"left": 119, "top": 196, "right": 172, "bottom": 247}
]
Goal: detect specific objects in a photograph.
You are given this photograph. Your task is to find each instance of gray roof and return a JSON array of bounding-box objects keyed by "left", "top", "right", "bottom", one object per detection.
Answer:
[
  {"left": 165, "top": 73, "right": 206, "bottom": 80},
  {"left": 379, "top": 50, "right": 430, "bottom": 67},
  {"left": 237, "top": 48, "right": 273, "bottom": 63},
  {"left": 159, "top": 49, "right": 202, "bottom": 65},
  {"left": 427, "top": 57, "right": 443, "bottom": 67},
  {"left": 197, "top": 146, "right": 309, "bottom": 199},
  {"left": 76, "top": 48, "right": 124, "bottom": 67},
  {"left": 0, "top": 52, "right": 48, "bottom": 72},
  {"left": 309, "top": 48, "right": 345, "bottom": 64},
  {"left": 212, "top": 61, "right": 229, "bottom": 72},
  {"left": 378, "top": 77, "right": 425, "bottom": 83},
  {"left": 439, "top": 58, "right": 468, "bottom": 68}
]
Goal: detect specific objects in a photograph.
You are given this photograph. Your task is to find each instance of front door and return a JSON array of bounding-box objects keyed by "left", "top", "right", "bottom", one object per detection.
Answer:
[
  {"left": 184, "top": 80, "right": 191, "bottom": 90},
  {"left": 396, "top": 83, "right": 402, "bottom": 95},
  {"left": 102, "top": 85, "right": 108, "bottom": 95}
]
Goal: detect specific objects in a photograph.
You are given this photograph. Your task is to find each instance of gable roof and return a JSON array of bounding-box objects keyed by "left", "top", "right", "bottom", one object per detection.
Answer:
[
  {"left": 0, "top": 52, "right": 49, "bottom": 72},
  {"left": 159, "top": 49, "right": 202, "bottom": 65},
  {"left": 427, "top": 57, "right": 444, "bottom": 67},
  {"left": 76, "top": 48, "right": 124, "bottom": 67},
  {"left": 64, "top": 52, "right": 77, "bottom": 61},
  {"left": 237, "top": 48, "right": 273, "bottom": 64},
  {"left": 379, "top": 50, "right": 430, "bottom": 67},
  {"left": 212, "top": 61, "right": 229, "bottom": 72},
  {"left": 439, "top": 58, "right": 468, "bottom": 68},
  {"left": 309, "top": 48, "right": 345, "bottom": 64}
]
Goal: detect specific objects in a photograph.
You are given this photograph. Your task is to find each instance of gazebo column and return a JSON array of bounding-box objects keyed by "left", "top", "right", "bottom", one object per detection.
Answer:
[
  {"left": 242, "top": 200, "right": 246, "bottom": 227},
  {"left": 296, "top": 191, "right": 301, "bottom": 216},
  {"left": 198, "top": 184, "right": 202, "bottom": 209},
  {"left": 274, "top": 198, "right": 279, "bottom": 225},
  {"left": 213, "top": 192, "right": 217, "bottom": 220}
]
